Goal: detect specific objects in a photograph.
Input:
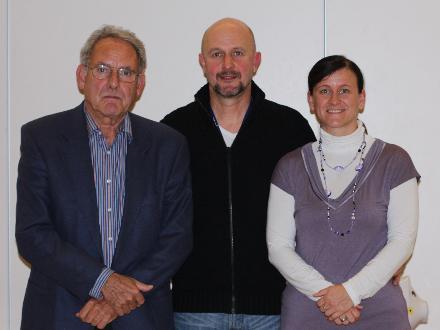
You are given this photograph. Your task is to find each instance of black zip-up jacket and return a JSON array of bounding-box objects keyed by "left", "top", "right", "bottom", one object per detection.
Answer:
[{"left": 161, "top": 82, "right": 315, "bottom": 315}]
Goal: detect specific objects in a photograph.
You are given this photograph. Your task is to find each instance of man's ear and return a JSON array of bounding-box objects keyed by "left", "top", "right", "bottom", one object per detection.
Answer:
[
  {"left": 135, "top": 73, "right": 146, "bottom": 100},
  {"left": 253, "top": 51, "right": 262, "bottom": 76},
  {"left": 76, "top": 64, "right": 87, "bottom": 94},
  {"left": 199, "top": 53, "right": 207, "bottom": 78}
]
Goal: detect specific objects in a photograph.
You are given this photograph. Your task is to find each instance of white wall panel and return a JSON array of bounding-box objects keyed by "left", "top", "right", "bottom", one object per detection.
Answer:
[
  {"left": 8, "top": 1, "right": 323, "bottom": 328},
  {"left": 1, "top": 0, "right": 10, "bottom": 327},
  {"left": 327, "top": 1, "right": 439, "bottom": 328}
]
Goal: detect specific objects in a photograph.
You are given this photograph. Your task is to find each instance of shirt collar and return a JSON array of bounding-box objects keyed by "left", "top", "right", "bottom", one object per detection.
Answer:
[{"left": 84, "top": 108, "right": 133, "bottom": 142}]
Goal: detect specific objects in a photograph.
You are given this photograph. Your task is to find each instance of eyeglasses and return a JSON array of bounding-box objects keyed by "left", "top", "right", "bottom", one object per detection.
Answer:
[{"left": 87, "top": 64, "right": 139, "bottom": 83}]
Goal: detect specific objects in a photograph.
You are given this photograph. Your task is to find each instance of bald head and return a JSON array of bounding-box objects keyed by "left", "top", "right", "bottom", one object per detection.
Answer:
[
  {"left": 201, "top": 18, "right": 256, "bottom": 54},
  {"left": 198, "top": 18, "right": 261, "bottom": 100}
]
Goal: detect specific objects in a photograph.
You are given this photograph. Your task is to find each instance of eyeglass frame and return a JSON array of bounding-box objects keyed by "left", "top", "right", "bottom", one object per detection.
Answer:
[{"left": 86, "top": 63, "right": 141, "bottom": 83}]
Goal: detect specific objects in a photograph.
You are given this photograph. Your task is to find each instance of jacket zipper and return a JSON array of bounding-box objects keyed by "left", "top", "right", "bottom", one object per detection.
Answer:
[
  {"left": 197, "top": 97, "right": 236, "bottom": 313},
  {"left": 227, "top": 148, "right": 236, "bottom": 314}
]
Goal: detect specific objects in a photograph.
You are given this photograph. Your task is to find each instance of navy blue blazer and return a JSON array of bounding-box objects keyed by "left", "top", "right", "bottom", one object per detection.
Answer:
[{"left": 16, "top": 103, "right": 193, "bottom": 329}]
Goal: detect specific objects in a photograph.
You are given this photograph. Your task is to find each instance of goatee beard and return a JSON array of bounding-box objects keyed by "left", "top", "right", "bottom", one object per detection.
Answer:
[
  {"left": 214, "top": 83, "right": 245, "bottom": 98},
  {"left": 213, "top": 71, "right": 245, "bottom": 98}
]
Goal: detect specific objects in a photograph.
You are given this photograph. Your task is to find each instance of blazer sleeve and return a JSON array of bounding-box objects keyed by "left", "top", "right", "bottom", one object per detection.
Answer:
[
  {"left": 16, "top": 123, "right": 104, "bottom": 301},
  {"left": 128, "top": 136, "right": 193, "bottom": 289}
]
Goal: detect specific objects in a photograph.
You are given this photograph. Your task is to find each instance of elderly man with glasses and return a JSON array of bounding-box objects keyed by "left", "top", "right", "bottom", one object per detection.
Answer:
[{"left": 16, "top": 25, "right": 192, "bottom": 330}]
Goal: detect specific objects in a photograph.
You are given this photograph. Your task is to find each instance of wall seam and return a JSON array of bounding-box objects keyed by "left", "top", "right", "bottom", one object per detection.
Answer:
[
  {"left": 324, "top": 0, "right": 327, "bottom": 56},
  {"left": 7, "top": 0, "right": 11, "bottom": 327}
]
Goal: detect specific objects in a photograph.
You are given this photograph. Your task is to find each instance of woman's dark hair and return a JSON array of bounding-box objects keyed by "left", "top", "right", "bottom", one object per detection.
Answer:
[{"left": 308, "top": 55, "right": 364, "bottom": 94}]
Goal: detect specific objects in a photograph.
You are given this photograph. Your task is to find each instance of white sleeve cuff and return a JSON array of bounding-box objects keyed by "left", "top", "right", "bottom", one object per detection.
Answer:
[
  {"left": 342, "top": 282, "right": 361, "bottom": 305},
  {"left": 89, "top": 267, "right": 114, "bottom": 299}
]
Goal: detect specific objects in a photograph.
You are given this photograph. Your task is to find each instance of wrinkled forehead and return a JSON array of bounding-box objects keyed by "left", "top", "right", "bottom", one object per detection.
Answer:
[{"left": 89, "top": 37, "right": 139, "bottom": 67}]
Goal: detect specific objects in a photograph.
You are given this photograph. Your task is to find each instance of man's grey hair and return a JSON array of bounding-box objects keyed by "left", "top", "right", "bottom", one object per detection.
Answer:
[{"left": 80, "top": 25, "right": 146, "bottom": 72}]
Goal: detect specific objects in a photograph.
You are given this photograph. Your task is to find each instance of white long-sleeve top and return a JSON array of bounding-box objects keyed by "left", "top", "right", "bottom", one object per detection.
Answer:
[{"left": 267, "top": 123, "right": 419, "bottom": 305}]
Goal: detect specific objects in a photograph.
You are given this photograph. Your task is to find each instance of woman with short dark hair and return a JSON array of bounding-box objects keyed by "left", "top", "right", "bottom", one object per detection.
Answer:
[{"left": 267, "top": 55, "right": 419, "bottom": 329}]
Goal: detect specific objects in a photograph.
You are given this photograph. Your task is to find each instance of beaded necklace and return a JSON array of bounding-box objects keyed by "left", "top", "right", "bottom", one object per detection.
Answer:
[
  {"left": 317, "top": 131, "right": 367, "bottom": 236},
  {"left": 321, "top": 142, "right": 364, "bottom": 172}
]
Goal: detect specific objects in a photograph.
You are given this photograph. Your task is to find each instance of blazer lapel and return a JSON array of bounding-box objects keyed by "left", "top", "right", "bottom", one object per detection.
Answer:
[
  {"left": 112, "top": 115, "right": 152, "bottom": 265},
  {"left": 60, "top": 105, "right": 102, "bottom": 257}
]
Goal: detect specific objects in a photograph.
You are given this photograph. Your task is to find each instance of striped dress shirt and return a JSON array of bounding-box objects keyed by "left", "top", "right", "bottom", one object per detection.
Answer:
[{"left": 84, "top": 109, "right": 132, "bottom": 298}]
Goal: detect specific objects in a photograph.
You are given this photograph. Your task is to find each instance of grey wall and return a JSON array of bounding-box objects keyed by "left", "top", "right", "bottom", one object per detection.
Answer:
[{"left": 2, "top": 0, "right": 438, "bottom": 328}]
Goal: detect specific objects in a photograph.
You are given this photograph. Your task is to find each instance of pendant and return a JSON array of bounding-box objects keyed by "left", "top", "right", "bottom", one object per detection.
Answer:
[
  {"left": 355, "top": 163, "right": 363, "bottom": 171},
  {"left": 333, "top": 165, "right": 345, "bottom": 171}
]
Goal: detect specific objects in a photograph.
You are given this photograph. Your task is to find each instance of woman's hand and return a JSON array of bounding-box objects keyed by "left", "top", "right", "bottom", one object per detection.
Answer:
[
  {"left": 333, "top": 305, "right": 363, "bottom": 325},
  {"left": 392, "top": 261, "right": 408, "bottom": 285},
  {"left": 314, "top": 284, "right": 354, "bottom": 321}
]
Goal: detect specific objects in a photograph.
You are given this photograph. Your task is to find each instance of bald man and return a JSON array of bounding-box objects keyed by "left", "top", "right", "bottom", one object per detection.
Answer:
[{"left": 162, "top": 18, "right": 315, "bottom": 329}]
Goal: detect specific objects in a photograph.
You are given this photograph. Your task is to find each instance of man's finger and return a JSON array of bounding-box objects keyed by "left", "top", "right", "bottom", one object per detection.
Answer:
[
  {"left": 76, "top": 299, "right": 97, "bottom": 320},
  {"left": 133, "top": 291, "right": 145, "bottom": 306},
  {"left": 95, "top": 312, "right": 114, "bottom": 329},
  {"left": 96, "top": 319, "right": 110, "bottom": 330},
  {"left": 135, "top": 281, "right": 154, "bottom": 292}
]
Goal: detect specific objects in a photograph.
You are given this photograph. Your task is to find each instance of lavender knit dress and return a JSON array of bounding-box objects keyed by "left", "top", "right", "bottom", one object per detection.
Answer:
[{"left": 271, "top": 140, "right": 420, "bottom": 330}]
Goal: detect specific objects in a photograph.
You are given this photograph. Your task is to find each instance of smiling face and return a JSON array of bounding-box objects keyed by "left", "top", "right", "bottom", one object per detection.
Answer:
[
  {"left": 199, "top": 19, "right": 261, "bottom": 99},
  {"left": 76, "top": 37, "right": 145, "bottom": 126},
  {"left": 308, "top": 68, "right": 365, "bottom": 136}
]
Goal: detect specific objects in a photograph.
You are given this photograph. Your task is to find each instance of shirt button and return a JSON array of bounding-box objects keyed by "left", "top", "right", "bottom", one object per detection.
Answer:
[
  {"left": 108, "top": 237, "right": 113, "bottom": 241},
  {"left": 107, "top": 208, "right": 112, "bottom": 212},
  {"left": 106, "top": 150, "right": 111, "bottom": 155},
  {"left": 106, "top": 179, "right": 111, "bottom": 184}
]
